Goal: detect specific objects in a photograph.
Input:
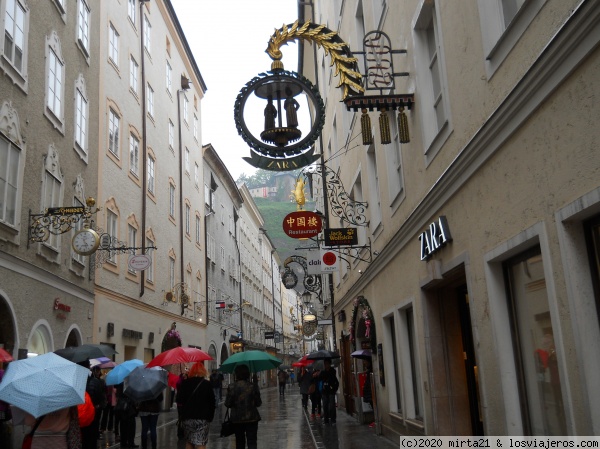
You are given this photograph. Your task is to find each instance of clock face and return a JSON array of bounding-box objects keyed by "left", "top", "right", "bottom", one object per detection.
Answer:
[
  {"left": 72, "top": 229, "right": 100, "bottom": 255},
  {"left": 302, "top": 322, "right": 317, "bottom": 337}
]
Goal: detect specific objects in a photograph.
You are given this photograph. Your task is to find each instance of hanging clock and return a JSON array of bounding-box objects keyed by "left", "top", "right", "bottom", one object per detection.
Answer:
[{"left": 72, "top": 228, "right": 100, "bottom": 255}]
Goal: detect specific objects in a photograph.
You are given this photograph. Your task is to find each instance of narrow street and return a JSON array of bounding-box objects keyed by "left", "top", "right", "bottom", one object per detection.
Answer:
[{"left": 97, "top": 384, "right": 397, "bottom": 449}]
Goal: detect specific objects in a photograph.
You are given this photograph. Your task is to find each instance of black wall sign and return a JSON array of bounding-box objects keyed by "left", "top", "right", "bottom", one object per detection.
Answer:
[{"left": 324, "top": 227, "right": 358, "bottom": 246}]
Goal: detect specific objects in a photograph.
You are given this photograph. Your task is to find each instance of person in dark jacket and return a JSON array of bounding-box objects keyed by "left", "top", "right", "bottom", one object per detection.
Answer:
[
  {"left": 177, "top": 362, "right": 215, "bottom": 449},
  {"left": 298, "top": 367, "right": 313, "bottom": 411},
  {"left": 225, "top": 364, "right": 262, "bottom": 449},
  {"left": 138, "top": 391, "right": 163, "bottom": 449},
  {"left": 316, "top": 358, "right": 339, "bottom": 424},
  {"left": 81, "top": 363, "right": 107, "bottom": 449},
  {"left": 115, "top": 383, "right": 137, "bottom": 448}
]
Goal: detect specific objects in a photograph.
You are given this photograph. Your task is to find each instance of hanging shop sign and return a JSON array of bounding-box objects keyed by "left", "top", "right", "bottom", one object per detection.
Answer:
[
  {"left": 128, "top": 254, "right": 151, "bottom": 271},
  {"left": 320, "top": 249, "right": 339, "bottom": 273},
  {"left": 282, "top": 270, "right": 298, "bottom": 289},
  {"left": 282, "top": 211, "right": 322, "bottom": 239},
  {"left": 419, "top": 216, "right": 452, "bottom": 260},
  {"left": 323, "top": 227, "right": 358, "bottom": 246}
]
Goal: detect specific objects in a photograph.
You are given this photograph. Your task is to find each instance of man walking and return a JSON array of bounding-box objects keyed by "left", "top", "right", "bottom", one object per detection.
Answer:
[
  {"left": 210, "top": 369, "right": 223, "bottom": 405},
  {"left": 277, "top": 368, "right": 289, "bottom": 396},
  {"left": 317, "top": 358, "right": 339, "bottom": 424}
]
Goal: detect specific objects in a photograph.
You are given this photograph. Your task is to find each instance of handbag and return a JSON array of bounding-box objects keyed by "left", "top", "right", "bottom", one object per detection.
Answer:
[
  {"left": 22, "top": 416, "right": 44, "bottom": 449},
  {"left": 66, "top": 407, "right": 82, "bottom": 449},
  {"left": 308, "top": 383, "right": 316, "bottom": 395},
  {"left": 220, "top": 408, "right": 235, "bottom": 438}
]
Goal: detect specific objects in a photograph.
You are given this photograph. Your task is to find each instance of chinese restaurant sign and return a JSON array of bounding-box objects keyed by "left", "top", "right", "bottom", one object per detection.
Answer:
[
  {"left": 282, "top": 211, "right": 323, "bottom": 239},
  {"left": 323, "top": 228, "right": 358, "bottom": 246}
]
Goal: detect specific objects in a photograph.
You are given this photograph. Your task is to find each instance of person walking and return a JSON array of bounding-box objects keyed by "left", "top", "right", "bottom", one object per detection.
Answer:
[
  {"left": 316, "top": 358, "right": 339, "bottom": 424},
  {"left": 289, "top": 370, "right": 295, "bottom": 386},
  {"left": 309, "top": 374, "right": 321, "bottom": 420},
  {"left": 81, "top": 363, "right": 106, "bottom": 449},
  {"left": 138, "top": 391, "right": 163, "bottom": 449},
  {"left": 209, "top": 369, "right": 223, "bottom": 406},
  {"left": 225, "top": 364, "right": 262, "bottom": 449},
  {"left": 177, "top": 362, "right": 215, "bottom": 449},
  {"left": 298, "top": 367, "right": 312, "bottom": 412},
  {"left": 115, "top": 383, "right": 138, "bottom": 448},
  {"left": 277, "top": 369, "right": 288, "bottom": 396},
  {"left": 100, "top": 382, "right": 114, "bottom": 435}
]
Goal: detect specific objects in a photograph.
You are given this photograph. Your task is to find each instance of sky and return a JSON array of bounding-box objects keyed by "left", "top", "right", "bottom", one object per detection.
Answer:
[{"left": 170, "top": 0, "right": 300, "bottom": 181}]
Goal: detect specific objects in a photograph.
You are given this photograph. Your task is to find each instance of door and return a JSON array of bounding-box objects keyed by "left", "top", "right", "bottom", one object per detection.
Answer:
[{"left": 340, "top": 335, "right": 355, "bottom": 415}]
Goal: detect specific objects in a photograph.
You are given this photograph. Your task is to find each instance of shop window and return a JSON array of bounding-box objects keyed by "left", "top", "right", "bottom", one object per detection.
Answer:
[{"left": 504, "top": 246, "right": 566, "bottom": 435}]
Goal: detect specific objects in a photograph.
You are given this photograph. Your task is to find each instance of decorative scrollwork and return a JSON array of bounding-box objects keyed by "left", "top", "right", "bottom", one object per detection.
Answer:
[
  {"left": 28, "top": 198, "right": 100, "bottom": 243},
  {"left": 93, "top": 228, "right": 156, "bottom": 269},
  {"left": 266, "top": 21, "right": 363, "bottom": 100},
  {"left": 282, "top": 255, "right": 321, "bottom": 295},
  {"left": 301, "top": 165, "right": 368, "bottom": 226}
]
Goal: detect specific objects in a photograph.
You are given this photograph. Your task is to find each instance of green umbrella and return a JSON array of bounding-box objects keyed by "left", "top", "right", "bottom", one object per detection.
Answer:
[{"left": 219, "top": 350, "right": 282, "bottom": 374}]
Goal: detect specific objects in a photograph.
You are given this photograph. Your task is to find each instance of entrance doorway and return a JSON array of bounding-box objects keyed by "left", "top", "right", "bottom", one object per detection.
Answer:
[{"left": 425, "top": 277, "right": 483, "bottom": 435}]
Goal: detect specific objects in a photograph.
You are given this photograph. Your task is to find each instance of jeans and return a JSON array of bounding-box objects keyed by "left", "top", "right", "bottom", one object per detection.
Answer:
[
  {"left": 140, "top": 413, "right": 159, "bottom": 449},
  {"left": 310, "top": 392, "right": 321, "bottom": 414},
  {"left": 234, "top": 421, "right": 258, "bottom": 449},
  {"left": 279, "top": 383, "right": 286, "bottom": 395},
  {"left": 213, "top": 387, "right": 221, "bottom": 405},
  {"left": 322, "top": 393, "right": 336, "bottom": 422}
]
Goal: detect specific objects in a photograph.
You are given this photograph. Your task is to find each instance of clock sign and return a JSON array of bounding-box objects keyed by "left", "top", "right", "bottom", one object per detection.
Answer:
[{"left": 72, "top": 228, "right": 100, "bottom": 255}]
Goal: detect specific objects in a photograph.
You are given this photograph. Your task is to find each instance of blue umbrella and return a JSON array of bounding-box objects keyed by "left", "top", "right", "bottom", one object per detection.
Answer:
[
  {"left": 0, "top": 353, "right": 88, "bottom": 418},
  {"left": 105, "top": 359, "right": 144, "bottom": 385}
]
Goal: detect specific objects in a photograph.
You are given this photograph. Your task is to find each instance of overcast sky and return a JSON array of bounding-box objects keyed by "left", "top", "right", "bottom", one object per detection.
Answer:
[{"left": 170, "top": 0, "right": 300, "bottom": 181}]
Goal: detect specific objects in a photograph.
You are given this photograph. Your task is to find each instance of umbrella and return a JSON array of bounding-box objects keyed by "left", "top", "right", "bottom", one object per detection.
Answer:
[
  {"left": 98, "top": 361, "right": 117, "bottom": 369},
  {"left": 292, "top": 355, "right": 314, "bottom": 368},
  {"left": 0, "top": 352, "right": 88, "bottom": 418},
  {"left": 306, "top": 349, "right": 341, "bottom": 360},
  {"left": 278, "top": 365, "right": 291, "bottom": 371},
  {"left": 167, "top": 372, "right": 180, "bottom": 389},
  {"left": 350, "top": 349, "right": 372, "bottom": 360},
  {"left": 219, "top": 350, "right": 282, "bottom": 374},
  {"left": 55, "top": 344, "right": 118, "bottom": 363},
  {"left": 89, "top": 357, "right": 111, "bottom": 367},
  {"left": 146, "top": 347, "right": 212, "bottom": 368},
  {"left": 105, "top": 359, "right": 144, "bottom": 385},
  {"left": 0, "top": 348, "right": 13, "bottom": 363},
  {"left": 124, "top": 366, "right": 168, "bottom": 402},
  {"left": 310, "top": 358, "right": 341, "bottom": 371}
]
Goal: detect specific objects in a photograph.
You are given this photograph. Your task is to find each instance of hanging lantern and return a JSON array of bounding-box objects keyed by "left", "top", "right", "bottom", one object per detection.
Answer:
[
  {"left": 398, "top": 107, "right": 410, "bottom": 143},
  {"left": 379, "top": 108, "right": 391, "bottom": 145},
  {"left": 360, "top": 108, "right": 373, "bottom": 145}
]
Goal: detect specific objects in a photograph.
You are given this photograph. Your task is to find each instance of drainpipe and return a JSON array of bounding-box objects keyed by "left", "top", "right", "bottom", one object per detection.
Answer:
[
  {"left": 139, "top": 0, "right": 149, "bottom": 298},
  {"left": 177, "top": 78, "right": 190, "bottom": 307}
]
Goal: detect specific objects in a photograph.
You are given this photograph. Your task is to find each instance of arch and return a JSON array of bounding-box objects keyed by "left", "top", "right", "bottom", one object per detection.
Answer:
[
  {"left": 349, "top": 295, "right": 376, "bottom": 351},
  {"left": 62, "top": 324, "right": 83, "bottom": 348},
  {"left": 219, "top": 342, "right": 229, "bottom": 365},
  {"left": 27, "top": 319, "right": 54, "bottom": 356},
  {"left": 207, "top": 342, "right": 217, "bottom": 370},
  {"left": 0, "top": 290, "right": 19, "bottom": 355}
]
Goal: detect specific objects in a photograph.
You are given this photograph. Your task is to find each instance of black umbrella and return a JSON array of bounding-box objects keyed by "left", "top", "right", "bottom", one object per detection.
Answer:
[
  {"left": 124, "top": 366, "right": 168, "bottom": 402},
  {"left": 278, "top": 365, "right": 291, "bottom": 371},
  {"left": 306, "top": 350, "right": 341, "bottom": 360},
  {"left": 55, "top": 344, "right": 118, "bottom": 363}
]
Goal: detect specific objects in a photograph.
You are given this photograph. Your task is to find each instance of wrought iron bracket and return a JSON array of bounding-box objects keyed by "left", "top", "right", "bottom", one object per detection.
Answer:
[
  {"left": 300, "top": 165, "right": 368, "bottom": 227},
  {"left": 28, "top": 197, "right": 100, "bottom": 246},
  {"left": 92, "top": 228, "right": 156, "bottom": 269},
  {"left": 296, "top": 238, "right": 373, "bottom": 265},
  {"left": 282, "top": 255, "right": 322, "bottom": 296}
]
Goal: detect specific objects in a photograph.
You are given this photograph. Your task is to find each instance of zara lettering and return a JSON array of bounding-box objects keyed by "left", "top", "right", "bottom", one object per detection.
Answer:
[{"left": 419, "top": 216, "right": 452, "bottom": 260}]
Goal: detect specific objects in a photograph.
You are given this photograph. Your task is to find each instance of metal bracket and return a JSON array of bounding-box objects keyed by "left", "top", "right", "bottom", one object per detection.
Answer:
[
  {"left": 92, "top": 228, "right": 156, "bottom": 269},
  {"left": 296, "top": 237, "right": 373, "bottom": 265}
]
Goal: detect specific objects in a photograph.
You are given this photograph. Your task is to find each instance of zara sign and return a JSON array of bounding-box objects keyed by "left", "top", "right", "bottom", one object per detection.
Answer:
[{"left": 419, "top": 216, "right": 452, "bottom": 260}]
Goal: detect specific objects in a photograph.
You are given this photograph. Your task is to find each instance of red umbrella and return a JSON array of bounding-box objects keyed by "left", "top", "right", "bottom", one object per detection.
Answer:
[
  {"left": 167, "top": 372, "right": 180, "bottom": 389},
  {"left": 292, "top": 355, "right": 314, "bottom": 368},
  {"left": 146, "top": 347, "right": 213, "bottom": 368},
  {"left": 0, "top": 348, "right": 13, "bottom": 363}
]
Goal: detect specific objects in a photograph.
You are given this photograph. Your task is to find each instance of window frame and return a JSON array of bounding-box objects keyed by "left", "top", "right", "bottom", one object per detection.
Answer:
[
  {"left": 108, "top": 108, "right": 120, "bottom": 157},
  {"left": 1, "top": 0, "right": 29, "bottom": 89},
  {"left": 0, "top": 133, "right": 22, "bottom": 228},
  {"left": 129, "top": 133, "right": 140, "bottom": 176},
  {"left": 129, "top": 55, "right": 138, "bottom": 95},
  {"left": 108, "top": 23, "right": 119, "bottom": 66},
  {"left": 45, "top": 34, "right": 65, "bottom": 131},
  {"left": 76, "top": 0, "right": 90, "bottom": 58},
  {"left": 74, "top": 75, "right": 89, "bottom": 161},
  {"left": 147, "top": 155, "right": 155, "bottom": 194}
]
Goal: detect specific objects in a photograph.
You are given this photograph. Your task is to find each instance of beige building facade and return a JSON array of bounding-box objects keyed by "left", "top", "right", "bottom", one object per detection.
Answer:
[
  {"left": 93, "top": 0, "right": 207, "bottom": 363},
  {"left": 301, "top": 0, "right": 600, "bottom": 437}
]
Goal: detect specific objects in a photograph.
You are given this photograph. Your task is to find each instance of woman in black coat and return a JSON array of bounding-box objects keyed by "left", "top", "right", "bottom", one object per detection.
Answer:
[
  {"left": 225, "top": 364, "right": 262, "bottom": 449},
  {"left": 177, "top": 362, "right": 215, "bottom": 449}
]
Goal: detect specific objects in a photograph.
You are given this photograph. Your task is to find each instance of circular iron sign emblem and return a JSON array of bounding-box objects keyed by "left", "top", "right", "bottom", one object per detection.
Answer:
[{"left": 282, "top": 211, "right": 322, "bottom": 239}]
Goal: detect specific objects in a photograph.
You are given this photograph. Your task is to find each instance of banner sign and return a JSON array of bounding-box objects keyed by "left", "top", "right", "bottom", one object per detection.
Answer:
[
  {"left": 323, "top": 227, "right": 358, "bottom": 246},
  {"left": 282, "top": 211, "right": 322, "bottom": 239},
  {"left": 306, "top": 251, "right": 322, "bottom": 275}
]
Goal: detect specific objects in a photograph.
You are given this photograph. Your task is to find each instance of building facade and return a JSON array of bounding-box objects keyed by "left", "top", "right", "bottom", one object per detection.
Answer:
[
  {"left": 301, "top": 0, "right": 600, "bottom": 437},
  {"left": 93, "top": 0, "right": 207, "bottom": 363},
  {"left": 0, "top": 0, "right": 100, "bottom": 358}
]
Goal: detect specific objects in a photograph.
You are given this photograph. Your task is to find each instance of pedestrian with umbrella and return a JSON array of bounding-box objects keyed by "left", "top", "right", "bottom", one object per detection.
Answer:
[
  {"left": 314, "top": 358, "right": 339, "bottom": 425},
  {"left": 176, "top": 362, "right": 215, "bottom": 449},
  {"left": 224, "top": 364, "right": 262, "bottom": 449},
  {"left": 298, "top": 366, "right": 313, "bottom": 412},
  {"left": 80, "top": 362, "right": 106, "bottom": 449}
]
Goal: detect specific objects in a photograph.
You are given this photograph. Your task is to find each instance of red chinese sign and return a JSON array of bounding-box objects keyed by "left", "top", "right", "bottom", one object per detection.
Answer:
[{"left": 282, "top": 211, "right": 322, "bottom": 239}]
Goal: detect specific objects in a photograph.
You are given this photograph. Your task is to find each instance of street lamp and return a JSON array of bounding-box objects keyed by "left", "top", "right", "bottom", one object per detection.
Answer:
[{"left": 301, "top": 291, "right": 316, "bottom": 322}]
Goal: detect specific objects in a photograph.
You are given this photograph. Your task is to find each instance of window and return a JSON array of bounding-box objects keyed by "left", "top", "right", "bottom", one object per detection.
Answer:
[
  {"left": 129, "top": 134, "right": 139, "bottom": 176},
  {"left": 108, "top": 24, "right": 119, "bottom": 65},
  {"left": 147, "top": 83, "right": 154, "bottom": 117},
  {"left": 183, "top": 96, "right": 188, "bottom": 123},
  {"left": 127, "top": 225, "right": 137, "bottom": 273},
  {"left": 0, "top": 135, "right": 20, "bottom": 226},
  {"left": 405, "top": 307, "right": 423, "bottom": 419},
  {"left": 146, "top": 237, "right": 154, "bottom": 282},
  {"left": 47, "top": 47, "right": 64, "bottom": 119},
  {"left": 108, "top": 108, "right": 120, "bottom": 156},
  {"left": 477, "top": 0, "right": 546, "bottom": 77},
  {"left": 77, "top": 0, "right": 90, "bottom": 56},
  {"left": 185, "top": 203, "right": 190, "bottom": 235},
  {"left": 106, "top": 209, "right": 117, "bottom": 263},
  {"left": 74, "top": 79, "right": 88, "bottom": 155},
  {"left": 220, "top": 245, "right": 226, "bottom": 272},
  {"left": 3, "top": 0, "right": 27, "bottom": 74},
  {"left": 184, "top": 147, "right": 189, "bottom": 173},
  {"left": 42, "top": 149, "right": 63, "bottom": 250},
  {"left": 168, "top": 120, "right": 174, "bottom": 149},
  {"left": 386, "top": 111, "right": 404, "bottom": 202},
  {"left": 127, "top": 0, "right": 136, "bottom": 25},
  {"left": 147, "top": 156, "right": 155, "bottom": 194},
  {"left": 169, "top": 257, "right": 175, "bottom": 289},
  {"left": 143, "top": 15, "right": 151, "bottom": 52},
  {"left": 193, "top": 114, "right": 198, "bottom": 140},
  {"left": 169, "top": 183, "right": 175, "bottom": 217},
  {"left": 129, "top": 56, "right": 138, "bottom": 93},
  {"left": 366, "top": 144, "right": 382, "bottom": 230},
  {"left": 504, "top": 247, "right": 567, "bottom": 435},
  {"left": 195, "top": 214, "right": 201, "bottom": 244},
  {"left": 414, "top": 1, "right": 451, "bottom": 160},
  {"left": 194, "top": 163, "right": 199, "bottom": 187},
  {"left": 204, "top": 184, "right": 210, "bottom": 207},
  {"left": 166, "top": 61, "right": 172, "bottom": 94}
]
